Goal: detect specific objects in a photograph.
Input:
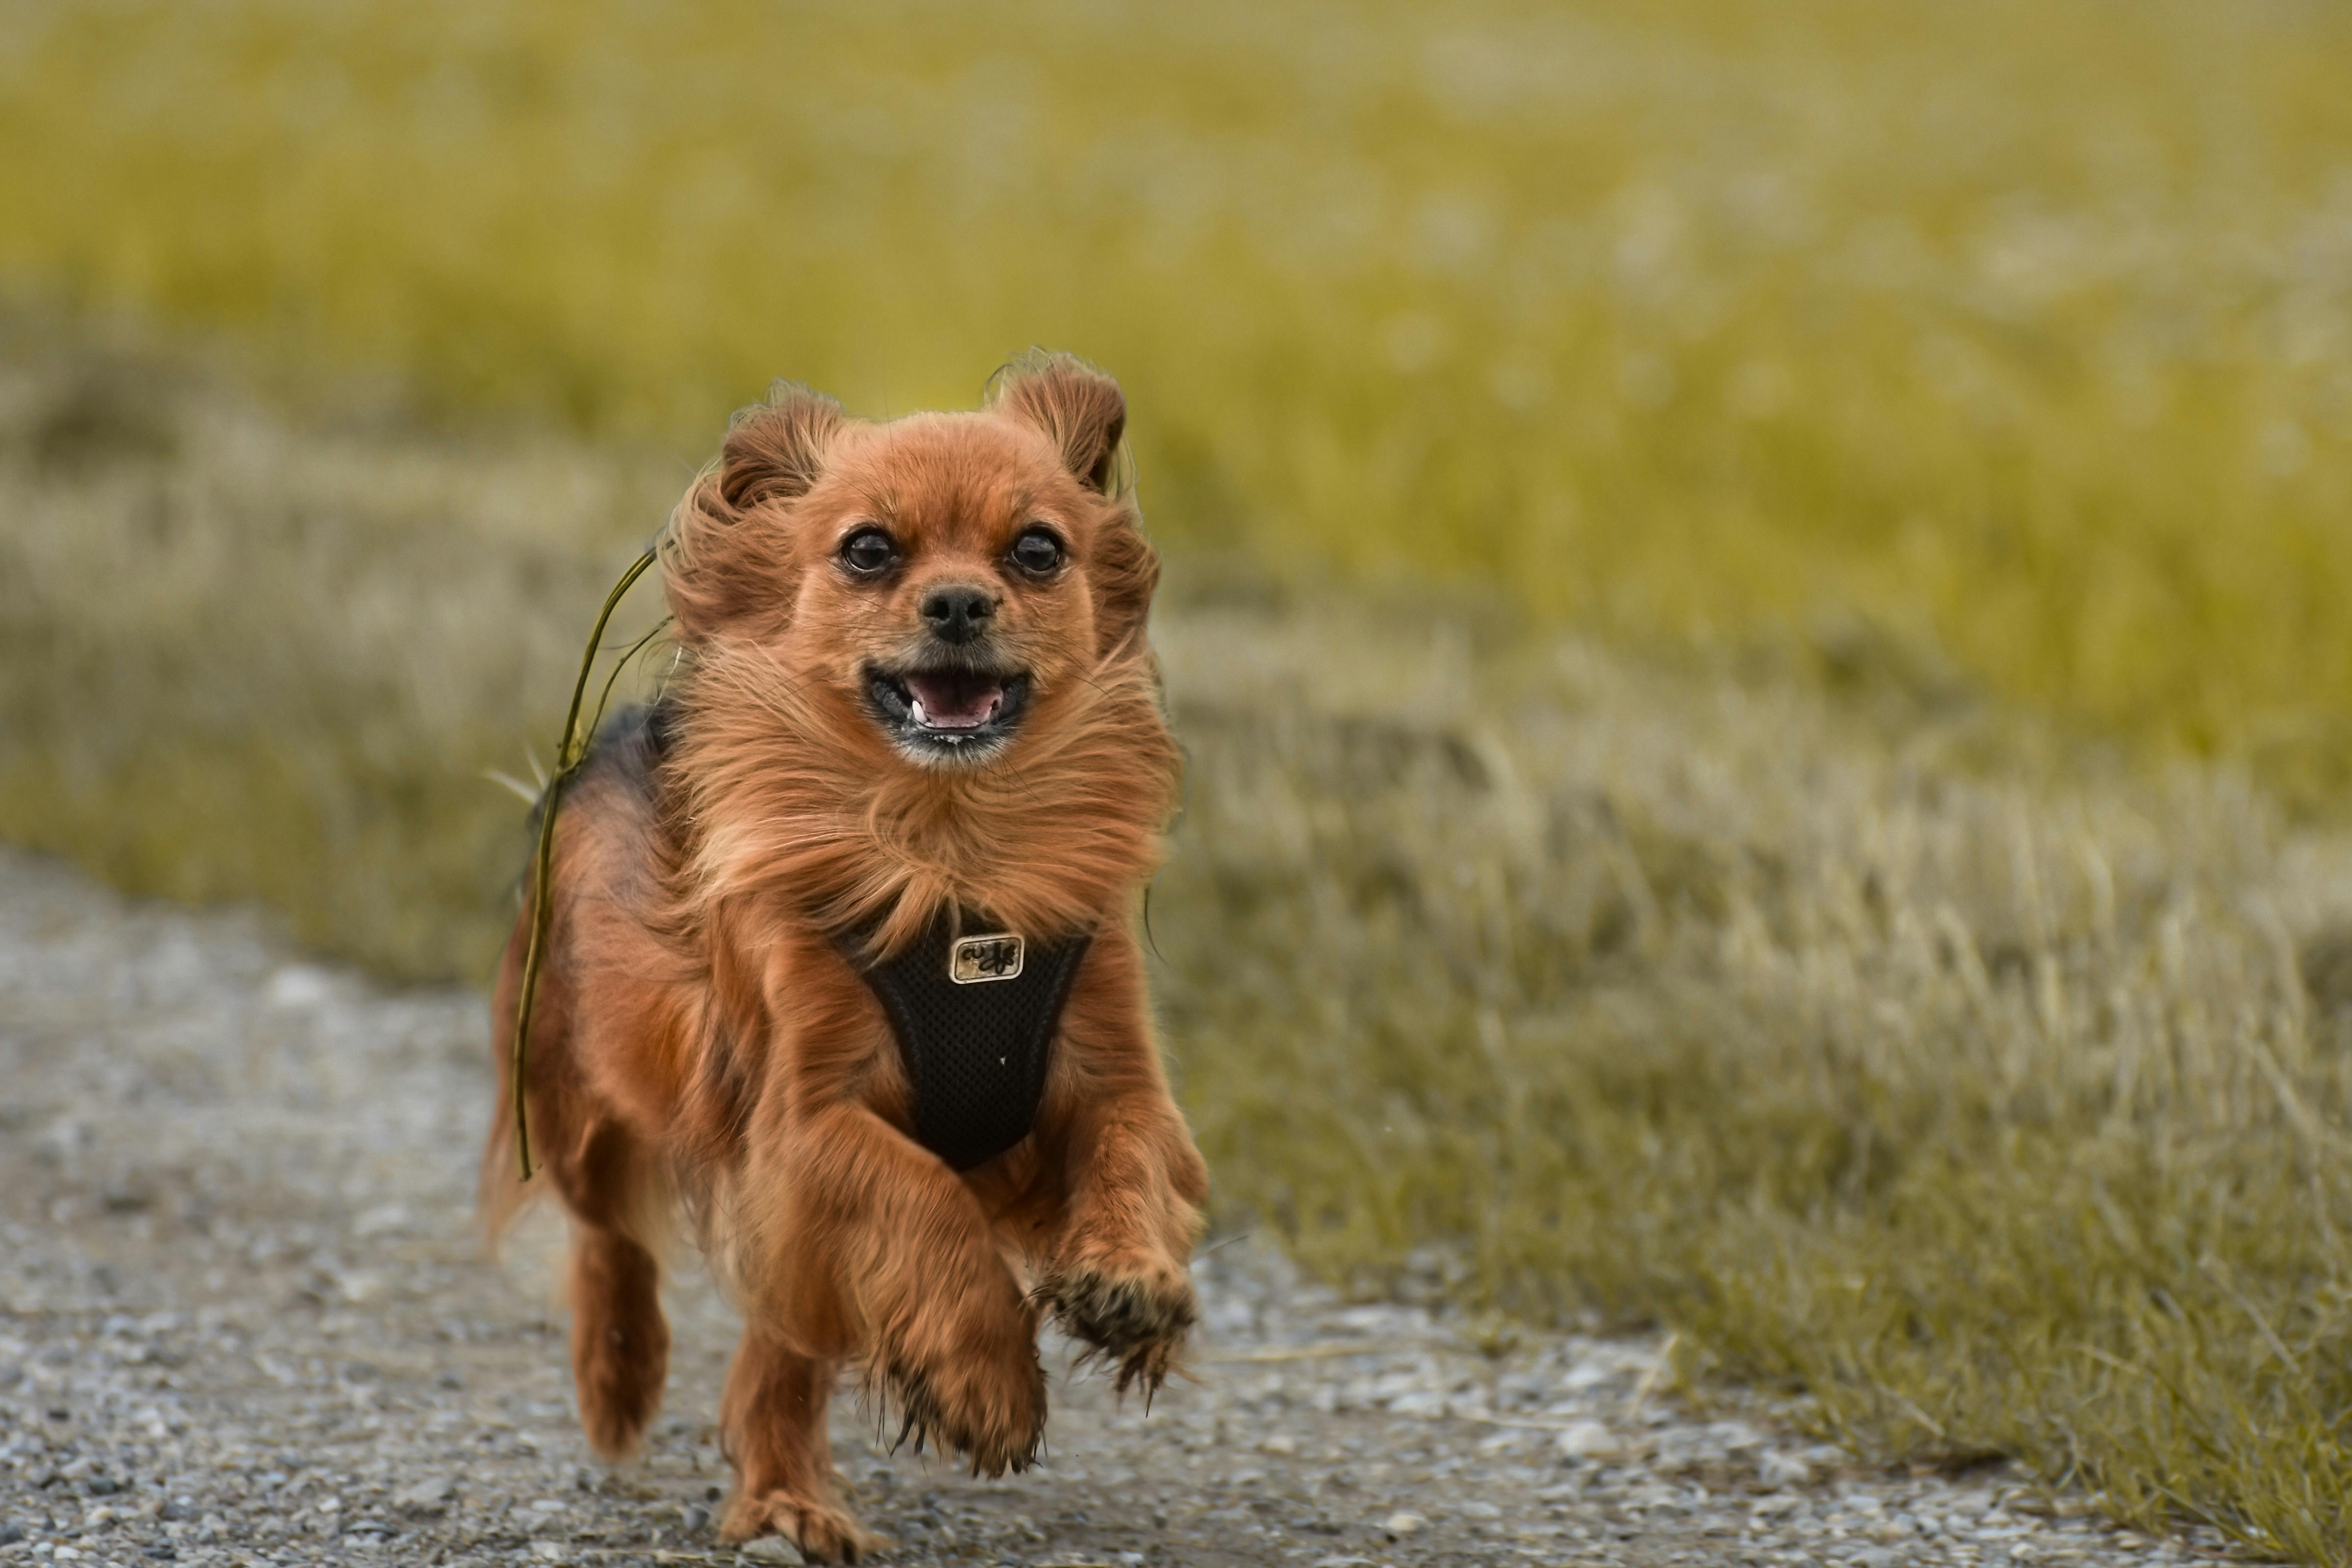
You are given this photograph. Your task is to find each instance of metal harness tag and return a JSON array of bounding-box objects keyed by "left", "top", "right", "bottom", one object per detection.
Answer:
[
  {"left": 949, "top": 932, "right": 1025, "bottom": 983},
  {"left": 849, "top": 912, "right": 1091, "bottom": 1171}
]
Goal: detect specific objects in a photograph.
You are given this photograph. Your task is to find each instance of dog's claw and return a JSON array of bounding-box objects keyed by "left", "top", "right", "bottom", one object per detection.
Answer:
[
  {"left": 868, "top": 1348, "right": 1045, "bottom": 1476},
  {"left": 1040, "top": 1254, "right": 1197, "bottom": 1402}
]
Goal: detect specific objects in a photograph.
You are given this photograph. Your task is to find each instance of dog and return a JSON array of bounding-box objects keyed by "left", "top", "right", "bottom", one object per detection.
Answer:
[{"left": 478, "top": 353, "right": 1208, "bottom": 1562}]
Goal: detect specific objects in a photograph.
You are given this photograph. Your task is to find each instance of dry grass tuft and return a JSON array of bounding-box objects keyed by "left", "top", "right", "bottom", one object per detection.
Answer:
[
  {"left": 0, "top": 315, "right": 673, "bottom": 976},
  {"left": 1156, "top": 603, "right": 2352, "bottom": 1559},
  {"left": 5, "top": 328, "right": 2352, "bottom": 1557}
]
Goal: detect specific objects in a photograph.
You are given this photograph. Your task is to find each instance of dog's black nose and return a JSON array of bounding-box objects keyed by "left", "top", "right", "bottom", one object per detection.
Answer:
[{"left": 921, "top": 584, "right": 997, "bottom": 645}]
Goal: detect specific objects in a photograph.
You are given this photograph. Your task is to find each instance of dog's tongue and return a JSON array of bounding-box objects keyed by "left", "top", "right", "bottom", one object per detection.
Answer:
[{"left": 905, "top": 670, "right": 1004, "bottom": 729}]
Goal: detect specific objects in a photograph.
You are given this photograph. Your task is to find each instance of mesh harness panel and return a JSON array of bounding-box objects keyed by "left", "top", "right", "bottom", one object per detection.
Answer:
[{"left": 848, "top": 912, "right": 1093, "bottom": 1171}]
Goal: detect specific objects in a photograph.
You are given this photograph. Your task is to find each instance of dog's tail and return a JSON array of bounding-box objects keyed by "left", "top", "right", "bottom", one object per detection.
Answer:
[
  {"left": 478, "top": 1116, "right": 538, "bottom": 1251},
  {"left": 478, "top": 914, "right": 543, "bottom": 1249}
]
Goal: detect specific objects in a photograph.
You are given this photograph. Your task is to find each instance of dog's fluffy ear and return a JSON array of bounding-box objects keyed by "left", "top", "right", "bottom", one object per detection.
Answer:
[
  {"left": 663, "top": 384, "right": 843, "bottom": 639},
  {"left": 721, "top": 382, "right": 844, "bottom": 511},
  {"left": 992, "top": 351, "right": 1127, "bottom": 495}
]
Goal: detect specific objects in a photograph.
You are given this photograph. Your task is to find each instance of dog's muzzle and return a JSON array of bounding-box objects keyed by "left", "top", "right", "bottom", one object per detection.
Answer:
[{"left": 863, "top": 662, "right": 1033, "bottom": 759}]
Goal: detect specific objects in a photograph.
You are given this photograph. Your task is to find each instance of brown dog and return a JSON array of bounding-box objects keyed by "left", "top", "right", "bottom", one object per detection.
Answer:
[{"left": 478, "top": 354, "right": 1207, "bottom": 1561}]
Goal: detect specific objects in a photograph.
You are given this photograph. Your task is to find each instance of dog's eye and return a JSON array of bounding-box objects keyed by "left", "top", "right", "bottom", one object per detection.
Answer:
[
  {"left": 1008, "top": 528, "right": 1063, "bottom": 576},
  {"left": 839, "top": 528, "right": 896, "bottom": 577}
]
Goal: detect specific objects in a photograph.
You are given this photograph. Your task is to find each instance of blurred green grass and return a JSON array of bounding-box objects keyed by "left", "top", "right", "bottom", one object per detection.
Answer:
[{"left": 5, "top": 0, "right": 2352, "bottom": 796}]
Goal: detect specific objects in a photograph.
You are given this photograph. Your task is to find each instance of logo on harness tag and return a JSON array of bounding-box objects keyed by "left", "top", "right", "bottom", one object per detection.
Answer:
[{"left": 949, "top": 932, "right": 1025, "bottom": 984}]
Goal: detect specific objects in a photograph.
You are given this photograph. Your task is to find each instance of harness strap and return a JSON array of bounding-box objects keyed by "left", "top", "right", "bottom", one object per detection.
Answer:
[{"left": 846, "top": 912, "right": 1092, "bottom": 1171}]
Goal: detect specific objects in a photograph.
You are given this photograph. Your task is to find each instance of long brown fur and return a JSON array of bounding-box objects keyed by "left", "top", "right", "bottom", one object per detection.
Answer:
[{"left": 478, "top": 353, "right": 1208, "bottom": 1563}]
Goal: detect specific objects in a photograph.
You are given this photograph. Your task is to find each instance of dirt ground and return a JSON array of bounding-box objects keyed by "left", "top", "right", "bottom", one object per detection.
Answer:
[{"left": 0, "top": 848, "right": 2222, "bottom": 1568}]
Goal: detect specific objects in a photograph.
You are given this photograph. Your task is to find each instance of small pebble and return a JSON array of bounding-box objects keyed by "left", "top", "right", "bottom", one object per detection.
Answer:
[{"left": 1554, "top": 1419, "right": 1619, "bottom": 1460}]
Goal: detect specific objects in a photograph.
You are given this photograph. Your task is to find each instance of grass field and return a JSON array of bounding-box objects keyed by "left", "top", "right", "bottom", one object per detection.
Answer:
[
  {"left": 6, "top": 322, "right": 2352, "bottom": 1561},
  {"left": 6, "top": 0, "right": 2352, "bottom": 1558},
  {"left": 5, "top": 0, "right": 2352, "bottom": 797}
]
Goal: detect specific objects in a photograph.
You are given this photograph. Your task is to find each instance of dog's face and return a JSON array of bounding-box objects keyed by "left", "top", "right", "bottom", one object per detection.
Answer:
[
  {"left": 664, "top": 356, "right": 1157, "bottom": 771},
  {"left": 799, "top": 416, "right": 1103, "bottom": 767}
]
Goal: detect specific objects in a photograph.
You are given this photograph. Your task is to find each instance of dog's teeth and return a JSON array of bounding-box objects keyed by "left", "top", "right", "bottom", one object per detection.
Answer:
[{"left": 910, "top": 697, "right": 929, "bottom": 726}]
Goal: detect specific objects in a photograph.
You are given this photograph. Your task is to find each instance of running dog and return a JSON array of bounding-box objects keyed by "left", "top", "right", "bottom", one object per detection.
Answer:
[{"left": 479, "top": 353, "right": 1206, "bottom": 1561}]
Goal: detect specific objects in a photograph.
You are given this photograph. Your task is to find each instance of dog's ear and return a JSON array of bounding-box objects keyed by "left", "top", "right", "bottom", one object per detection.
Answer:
[
  {"left": 991, "top": 351, "right": 1127, "bottom": 495},
  {"left": 663, "top": 384, "right": 844, "bottom": 639},
  {"left": 721, "top": 382, "right": 844, "bottom": 511}
]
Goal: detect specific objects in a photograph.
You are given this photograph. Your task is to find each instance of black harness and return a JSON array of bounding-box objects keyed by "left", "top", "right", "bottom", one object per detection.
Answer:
[{"left": 848, "top": 912, "right": 1092, "bottom": 1171}]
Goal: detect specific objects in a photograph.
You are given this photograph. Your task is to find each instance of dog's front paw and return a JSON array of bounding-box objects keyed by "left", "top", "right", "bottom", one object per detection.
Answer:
[
  {"left": 1041, "top": 1248, "right": 1197, "bottom": 1398},
  {"left": 719, "top": 1488, "right": 883, "bottom": 1564},
  {"left": 876, "top": 1315, "right": 1048, "bottom": 1478}
]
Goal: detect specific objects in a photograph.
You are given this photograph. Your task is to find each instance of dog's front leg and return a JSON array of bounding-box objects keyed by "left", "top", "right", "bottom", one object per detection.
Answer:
[
  {"left": 716, "top": 1329, "right": 879, "bottom": 1562},
  {"left": 761, "top": 1101, "right": 1048, "bottom": 1476},
  {"left": 1040, "top": 932, "right": 1210, "bottom": 1397}
]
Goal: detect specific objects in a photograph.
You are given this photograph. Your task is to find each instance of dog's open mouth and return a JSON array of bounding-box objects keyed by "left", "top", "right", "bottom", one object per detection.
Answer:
[{"left": 864, "top": 664, "right": 1032, "bottom": 757}]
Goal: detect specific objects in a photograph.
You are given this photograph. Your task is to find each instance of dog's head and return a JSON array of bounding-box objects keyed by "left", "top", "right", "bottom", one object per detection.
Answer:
[{"left": 662, "top": 353, "right": 1157, "bottom": 770}]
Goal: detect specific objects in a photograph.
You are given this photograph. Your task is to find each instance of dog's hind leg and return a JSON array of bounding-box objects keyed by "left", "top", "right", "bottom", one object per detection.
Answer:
[
  {"left": 552, "top": 1117, "right": 672, "bottom": 1461},
  {"left": 568, "top": 1224, "right": 669, "bottom": 1460},
  {"left": 717, "top": 1331, "right": 880, "bottom": 1563}
]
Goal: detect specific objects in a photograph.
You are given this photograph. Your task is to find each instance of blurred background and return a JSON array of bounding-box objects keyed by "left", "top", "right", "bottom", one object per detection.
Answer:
[{"left": 5, "top": 0, "right": 2352, "bottom": 1556}]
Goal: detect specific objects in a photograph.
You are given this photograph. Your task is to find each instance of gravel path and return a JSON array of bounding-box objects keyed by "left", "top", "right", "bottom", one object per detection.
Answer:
[{"left": 0, "top": 849, "right": 2224, "bottom": 1568}]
